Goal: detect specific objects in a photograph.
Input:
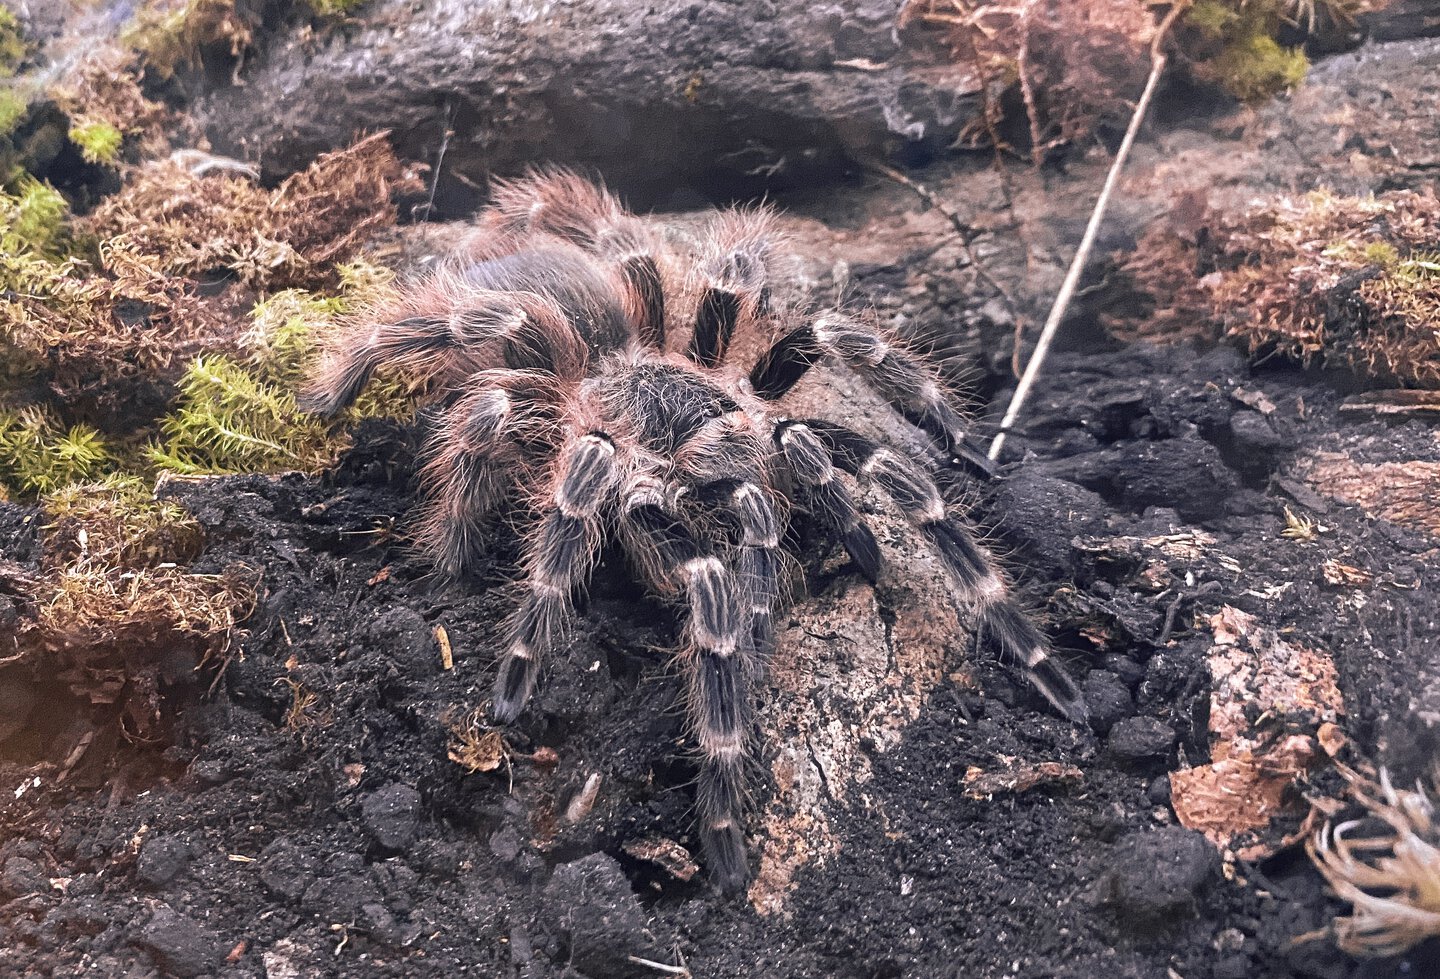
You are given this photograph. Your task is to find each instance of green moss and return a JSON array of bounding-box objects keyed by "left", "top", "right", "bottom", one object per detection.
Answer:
[
  {"left": 44, "top": 473, "right": 203, "bottom": 565},
  {"left": 121, "top": 0, "right": 251, "bottom": 81},
  {"left": 68, "top": 119, "right": 124, "bottom": 165},
  {"left": 149, "top": 275, "right": 414, "bottom": 476},
  {"left": 306, "top": 0, "right": 368, "bottom": 14},
  {"left": 1361, "top": 241, "right": 1401, "bottom": 267},
  {"left": 1186, "top": 0, "right": 1241, "bottom": 39},
  {"left": 0, "top": 176, "right": 68, "bottom": 260},
  {"left": 1210, "top": 33, "right": 1308, "bottom": 101},
  {"left": 0, "top": 86, "right": 25, "bottom": 138},
  {"left": 1395, "top": 251, "right": 1440, "bottom": 282},
  {"left": 0, "top": 407, "right": 112, "bottom": 497},
  {"left": 0, "top": 7, "right": 26, "bottom": 78},
  {"left": 146, "top": 354, "right": 335, "bottom": 475},
  {"left": 1182, "top": 1, "right": 1314, "bottom": 102},
  {"left": 1322, "top": 239, "right": 1402, "bottom": 267}
]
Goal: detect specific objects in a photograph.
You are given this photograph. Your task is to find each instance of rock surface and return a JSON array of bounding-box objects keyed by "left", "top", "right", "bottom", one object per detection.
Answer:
[{"left": 193, "top": 0, "right": 982, "bottom": 210}]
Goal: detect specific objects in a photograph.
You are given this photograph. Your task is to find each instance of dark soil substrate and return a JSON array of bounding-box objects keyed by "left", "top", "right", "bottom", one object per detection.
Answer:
[{"left": 4, "top": 314, "right": 1440, "bottom": 977}]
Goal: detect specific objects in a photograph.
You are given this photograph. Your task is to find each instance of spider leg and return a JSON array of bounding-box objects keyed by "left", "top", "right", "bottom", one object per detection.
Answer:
[
  {"left": 688, "top": 209, "right": 778, "bottom": 368},
  {"left": 693, "top": 476, "right": 783, "bottom": 664},
  {"left": 618, "top": 477, "right": 751, "bottom": 893},
  {"left": 800, "top": 419, "right": 1087, "bottom": 723},
  {"left": 774, "top": 421, "right": 882, "bottom": 583},
  {"left": 749, "top": 312, "right": 996, "bottom": 479},
  {"left": 415, "top": 370, "right": 560, "bottom": 578},
  {"left": 491, "top": 431, "right": 620, "bottom": 723},
  {"left": 303, "top": 286, "right": 587, "bottom": 416}
]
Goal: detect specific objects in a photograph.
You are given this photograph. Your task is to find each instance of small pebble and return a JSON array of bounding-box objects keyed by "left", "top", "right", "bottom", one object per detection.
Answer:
[
  {"left": 1100, "top": 827, "right": 1220, "bottom": 925},
  {"left": 1108, "top": 716, "right": 1176, "bottom": 762},
  {"left": 361, "top": 783, "right": 423, "bottom": 851}
]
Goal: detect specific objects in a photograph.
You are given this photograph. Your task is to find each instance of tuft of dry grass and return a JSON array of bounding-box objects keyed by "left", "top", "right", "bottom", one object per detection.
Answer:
[
  {"left": 280, "top": 676, "right": 334, "bottom": 735},
  {"left": 1308, "top": 765, "right": 1440, "bottom": 957},
  {"left": 445, "top": 707, "right": 513, "bottom": 778}
]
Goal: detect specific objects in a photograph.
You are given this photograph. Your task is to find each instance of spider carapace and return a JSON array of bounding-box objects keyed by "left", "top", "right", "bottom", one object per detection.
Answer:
[{"left": 304, "top": 171, "right": 1087, "bottom": 893}]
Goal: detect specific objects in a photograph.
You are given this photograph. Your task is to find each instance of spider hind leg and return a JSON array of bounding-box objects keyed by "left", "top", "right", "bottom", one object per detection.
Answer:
[
  {"left": 620, "top": 483, "right": 753, "bottom": 893},
  {"left": 803, "top": 419, "right": 1087, "bottom": 723}
]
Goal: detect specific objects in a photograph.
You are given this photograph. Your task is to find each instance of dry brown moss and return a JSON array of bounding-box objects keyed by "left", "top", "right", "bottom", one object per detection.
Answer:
[
  {"left": 1309, "top": 764, "right": 1440, "bottom": 957},
  {"left": 899, "top": 0, "right": 1156, "bottom": 161},
  {"left": 50, "top": 50, "right": 174, "bottom": 165},
  {"left": 899, "top": 2, "right": 1386, "bottom": 160},
  {"left": 1112, "top": 189, "right": 1440, "bottom": 387},
  {"left": 0, "top": 132, "right": 420, "bottom": 416},
  {"left": 1, "top": 475, "right": 255, "bottom": 738},
  {"left": 85, "top": 131, "right": 423, "bottom": 290}
]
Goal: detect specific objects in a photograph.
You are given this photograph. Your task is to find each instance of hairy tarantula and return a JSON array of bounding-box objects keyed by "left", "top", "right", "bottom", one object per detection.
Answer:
[{"left": 303, "top": 171, "right": 1087, "bottom": 892}]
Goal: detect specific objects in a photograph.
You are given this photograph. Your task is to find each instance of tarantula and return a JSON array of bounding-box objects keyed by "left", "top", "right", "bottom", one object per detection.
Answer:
[{"left": 303, "top": 171, "right": 1087, "bottom": 892}]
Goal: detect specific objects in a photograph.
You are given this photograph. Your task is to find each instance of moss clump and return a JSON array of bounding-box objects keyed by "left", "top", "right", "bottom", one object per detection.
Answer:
[
  {"left": 68, "top": 119, "right": 125, "bottom": 165},
  {"left": 0, "top": 473, "right": 256, "bottom": 739},
  {"left": 1111, "top": 189, "right": 1440, "bottom": 388},
  {"left": 44, "top": 473, "right": 203, "bottom": 567},
  {"left": 0, "top": 133, "right": 415, "bottom": 431},
  {"left": 0, "top": 407, "right": 112, "bottom": 498},
  {"left": 1205, "top": 31, "right": 1308, "bottom": 102},
  {"left": 86, "top": 131, "right": 422, "bottom": 290},
  {"left": 0, "top": 86, "right": 25, "bottom": 137},
  {"left": 0, "top": 7, "right": 26, "bottom": 78},
  {"left": 1179, "top": 1, "right": 1313, "bottom": 102},
  {"left": 899, "top": 0, "right": 1156, "bottom": 162},
  {"left": 0, "top": 175, "right": 68, "bottom": 262},
  {"left": 120, "top": 0, "right": 254, "bottom": 82},
  {"left": 306, "top": 0, "right": 369, "bottom": 15},
  {"left": 51, "top": 51, "right": 173, "bottom": 165},
  {"left": 148, "top": 266, "right": 417, "bottom": 476}
]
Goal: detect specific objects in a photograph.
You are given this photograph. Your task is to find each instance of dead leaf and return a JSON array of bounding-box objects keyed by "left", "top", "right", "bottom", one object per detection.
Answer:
[
  {"left": 962, "top": 757, "right": 1083, "bottom": 799},
  {"left": 622, "top": 837, "right": 700, "bottom": 881},
  {"left": 1170, "top": 607, "right": 1345, "bottom": 859}
]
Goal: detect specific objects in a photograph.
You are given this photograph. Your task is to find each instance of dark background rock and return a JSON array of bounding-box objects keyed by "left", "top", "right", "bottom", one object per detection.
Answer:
[{"left": 193, "top": 0, "right": 981, "bottom": 212}]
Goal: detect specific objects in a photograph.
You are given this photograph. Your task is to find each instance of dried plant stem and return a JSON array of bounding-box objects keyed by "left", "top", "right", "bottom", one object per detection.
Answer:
[{"left": 989, "top": 3, "right": 1186, "bottom": 461}]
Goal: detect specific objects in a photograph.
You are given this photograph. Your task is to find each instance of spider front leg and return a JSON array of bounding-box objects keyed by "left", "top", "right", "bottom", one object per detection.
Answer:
[
  {"left": 750, "top": 312, "right": 995, "bottom": 479},
  {"left": 415, "top": 370, "right": 560, "bottom": 579},
  {"left": 688, "top": 209, "right": 778, "bottom": 368},
  {"left": 491, "top": 431, "right": 619, "bottom": 723},
  {"left": 303, "top": 288, "right": 586, "bottom": 416},
  {"left": 775, "top": 421, "right": 882, "bottom": 583},
  {"left": 694, "top": 476, "right": 784, "bottom": 663},
  {"left": 801, "top": 420, "right": 1087, "bottom": 723},
  {"left": 619, "top": 478, "right": 752, "bottom": 892}
]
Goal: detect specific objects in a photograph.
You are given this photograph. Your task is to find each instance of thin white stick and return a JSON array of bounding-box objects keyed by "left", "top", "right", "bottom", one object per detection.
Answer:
[
  {"left": 626, "top": 955, "right": 691, "bottom": 976},
  {"left": 987, "top": 51, "right": 1168, "bottom": 461}
]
